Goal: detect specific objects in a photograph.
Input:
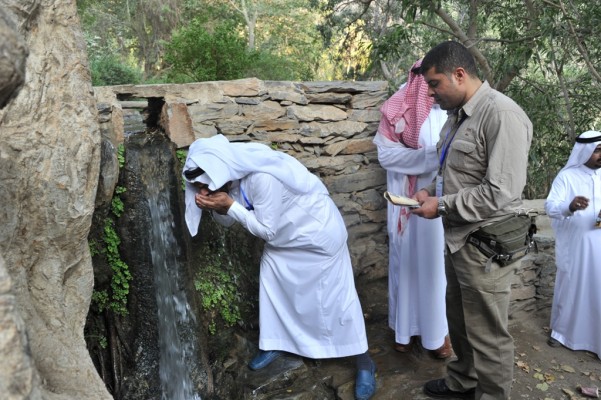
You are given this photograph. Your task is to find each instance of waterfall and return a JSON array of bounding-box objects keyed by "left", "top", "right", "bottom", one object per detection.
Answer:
[
  {"left": 146, "top": 176, "right": 201, "bottom": 400},
  {"left": 119, "top": 131, "right": 204, "bottom": 400}
]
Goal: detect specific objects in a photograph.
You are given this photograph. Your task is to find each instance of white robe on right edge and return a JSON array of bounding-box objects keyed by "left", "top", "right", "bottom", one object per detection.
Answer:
[
  {"left": 373, "top": 105, "right": 449, "bottom": 350},
  {"left": 545, "top": 165, "right": 601, "bottom": 360}
]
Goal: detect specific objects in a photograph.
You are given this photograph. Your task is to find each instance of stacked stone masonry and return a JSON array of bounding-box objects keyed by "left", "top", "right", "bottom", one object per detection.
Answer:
[{"left": 94, "top": 78, "right": 556, "bottom": 317}]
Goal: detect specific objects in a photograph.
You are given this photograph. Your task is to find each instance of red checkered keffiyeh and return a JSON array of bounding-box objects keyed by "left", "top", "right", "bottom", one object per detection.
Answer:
[{"left": 378, "top": 59, "right": 434, "bottom": 233}]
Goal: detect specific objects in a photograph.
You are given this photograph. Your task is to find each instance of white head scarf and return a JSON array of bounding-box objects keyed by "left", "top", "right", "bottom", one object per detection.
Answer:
[
  {"left": 182, "top": 134, "right": 328, "bottom": 236},
  {"left": 561, "top": 130, "right": 601, "bottom": 172}
]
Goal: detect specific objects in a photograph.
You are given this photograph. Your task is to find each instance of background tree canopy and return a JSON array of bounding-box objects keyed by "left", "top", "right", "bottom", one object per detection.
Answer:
[{"left": 77, "top": 0, "right": 601, "bottom": 198}]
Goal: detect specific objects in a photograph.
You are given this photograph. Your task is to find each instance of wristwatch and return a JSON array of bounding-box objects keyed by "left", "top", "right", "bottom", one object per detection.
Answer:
[{"left": 437, "top": 197, "right": 447, "bottom": 216}]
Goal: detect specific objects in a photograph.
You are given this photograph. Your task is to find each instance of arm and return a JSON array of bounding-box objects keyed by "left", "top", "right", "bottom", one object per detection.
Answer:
[
  {"left": 545, "top": 172, "right": 589, "bottom": 218},
  {"left": 374, "top": 131, "right": 439, "bottom": 176},
  {"left": 226, "top": 173, "right": 283, "bottom": 242},
  {"left": 211, "top": 211, "right": 236, "bottom": 227}
]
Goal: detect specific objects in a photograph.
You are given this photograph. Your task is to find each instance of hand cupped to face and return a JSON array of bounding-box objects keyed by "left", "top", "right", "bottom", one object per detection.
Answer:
[
  {"left": 192, "top": 181, "right": 231, "bottom": 195},
  {"left": 193, "top": 182, "right": 234, "bottom": 215}
]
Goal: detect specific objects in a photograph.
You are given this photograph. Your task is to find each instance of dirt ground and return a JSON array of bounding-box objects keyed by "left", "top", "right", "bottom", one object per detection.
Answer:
[
  {"left": 351, "top": 306, "right": 601, "bottom": 400},
  {"left": 238, "top": 300, "right": 600, "bottom": 400},
  {"left": 508, "top": 308, "right": 601, "bottom": 400}
]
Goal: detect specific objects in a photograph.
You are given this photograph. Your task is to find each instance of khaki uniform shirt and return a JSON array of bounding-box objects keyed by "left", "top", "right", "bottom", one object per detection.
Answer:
[{"left": 425, "top": 81, "right": 533, "bottom": 253}]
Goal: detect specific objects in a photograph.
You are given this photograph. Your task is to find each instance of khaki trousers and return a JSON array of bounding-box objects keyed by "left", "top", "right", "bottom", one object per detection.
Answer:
[{"left": 444, "top": 242, "right": 516, "bottom": 400}]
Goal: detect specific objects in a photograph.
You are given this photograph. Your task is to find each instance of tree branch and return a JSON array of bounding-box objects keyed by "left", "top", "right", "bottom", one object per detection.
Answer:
[
  {"left": 433, "top": 3, "right": 494, "bottom": 83},
  {"left": 557, "top": 0, "right": 601, "bottom": 85}
]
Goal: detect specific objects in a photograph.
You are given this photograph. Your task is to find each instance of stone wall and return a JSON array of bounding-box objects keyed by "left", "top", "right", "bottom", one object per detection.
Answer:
[
  {"left": 93, "top": 78, "right": 557, "bottom": 317},
  {"left": 94, "top": 78, "right": 391, "bottom": 281}
]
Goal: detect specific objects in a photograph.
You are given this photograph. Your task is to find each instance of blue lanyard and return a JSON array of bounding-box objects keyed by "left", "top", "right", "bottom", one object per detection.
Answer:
[
  {"left": 439, "top": 113, "right": 467, "bottom": 171},
  {"left": 240, "top": 186, "right": 254, "bottom": 211}
]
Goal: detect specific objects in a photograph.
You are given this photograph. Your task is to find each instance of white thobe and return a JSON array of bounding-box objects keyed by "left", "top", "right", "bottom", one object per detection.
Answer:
[
  {"left": 374, "top": 105, "right": 449, "bottom": 349},
  {"left": 545, "top": 165, "right": 601, "bottom": 360},
  {"left": 213, "top": 172, "right": 368, "bottom": 358}
]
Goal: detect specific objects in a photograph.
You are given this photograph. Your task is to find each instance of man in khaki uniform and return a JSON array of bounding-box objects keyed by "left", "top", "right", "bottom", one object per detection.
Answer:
[{"left": 412, "top": 41, "right": 533, "bottom": 399}]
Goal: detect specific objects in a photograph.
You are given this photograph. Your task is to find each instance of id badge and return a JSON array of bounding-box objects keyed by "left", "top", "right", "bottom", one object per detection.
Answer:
[{"left": 435, "top": 174, "right": 444, "bottom": 197}]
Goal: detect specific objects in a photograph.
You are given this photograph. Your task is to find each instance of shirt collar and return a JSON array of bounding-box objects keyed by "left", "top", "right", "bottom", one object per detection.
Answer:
[{"left": 454, "top": 80, "right": 490, "bottom": 120}]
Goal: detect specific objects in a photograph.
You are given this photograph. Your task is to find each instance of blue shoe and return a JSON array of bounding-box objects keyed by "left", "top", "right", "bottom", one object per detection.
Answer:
[
  {"left": 248, "top": 350, "right": 283, "bottom": 371},
  {"left": 355, "top": 359, "right": 376, "bottom": 400}
]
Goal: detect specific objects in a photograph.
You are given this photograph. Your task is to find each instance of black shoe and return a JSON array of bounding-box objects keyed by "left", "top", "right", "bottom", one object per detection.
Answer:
[
  {"left": 547, "top": 337, "right": 561, "bottom": 348},
  {"left": 423, "top": 378, "right": 475, "bottom": 399}
]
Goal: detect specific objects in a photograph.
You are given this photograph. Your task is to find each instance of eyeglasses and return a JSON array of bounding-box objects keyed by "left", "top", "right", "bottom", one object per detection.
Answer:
[{"left": 184, "top": 167, "right": 205, "bottom": 180}]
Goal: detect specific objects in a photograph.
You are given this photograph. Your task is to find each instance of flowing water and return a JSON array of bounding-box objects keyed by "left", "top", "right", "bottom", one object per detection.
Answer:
[{"left": 143, "top": 142, "right": 201, "bottom": 400}]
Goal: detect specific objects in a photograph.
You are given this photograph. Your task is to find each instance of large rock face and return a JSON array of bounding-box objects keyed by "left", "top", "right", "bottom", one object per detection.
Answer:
[
  {"left": 0, "top": 6, "right": 27, "bottom": 108},
  {"left": 0, "top": 1, "right": 111, "bottom": 399}
]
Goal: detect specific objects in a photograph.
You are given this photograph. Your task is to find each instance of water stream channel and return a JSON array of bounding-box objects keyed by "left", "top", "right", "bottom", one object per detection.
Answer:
[{"left": 115, "top": 130, "right": 206, "bottom": 399}]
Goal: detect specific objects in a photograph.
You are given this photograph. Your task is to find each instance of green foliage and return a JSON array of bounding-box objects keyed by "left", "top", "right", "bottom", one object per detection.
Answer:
[
  {"left": 194, "top": 240, "right": 242, "bottom": 335},
  {"left": 111, "top": 186, "right": 127, "bottom": 217},
  {"left": 250, "top": 2, "right": 322, "bottom": 80},
  {"left": 89, "top": 239, "right": 100, "bottom": 257},
  {"left": 176, "top": 149, "right": 188, "bottom": 191},
  {"left": 91, "top": 141, "right": 132, "bottom": 316},
  {"left": 92, "top": 289, "right": 109, "bottom": 313},
  {"left": 176, "top": 149, "right": 188, "bottom": 165},
  {"left": 162, "top": 7, "right": 322, "bottom": 82},
  {"left": 111, "top": 195, "right": 125, "bottom": 218},
  {"left": 97, "top": 335, "right": 108, "bottom": 349},
  {"left": 85, "top": 331, "right": 108, "bottom": 349},
  {"left": 79, "top": 0, "right": 181, "bottom": 79},
  {"left": 117, "top": 144, "right": 126, "bottom": 168},
  {"left": 111, "top": 146, "right": 127, "bottom": 217},
  {"left": 245, "top": 50, "right": 316, "bottom": 81},
  {"left": 103, "top": 218, "right": 132, "bottom": 316},
  {"left": 163, "top": 19, "right": 251, "bottom": 83},
  {"left": 90, "top": 55, "right": 142, "bottom": 86},
  {"left": 508, "top": 70, "right": 601, "bottom": 198}
]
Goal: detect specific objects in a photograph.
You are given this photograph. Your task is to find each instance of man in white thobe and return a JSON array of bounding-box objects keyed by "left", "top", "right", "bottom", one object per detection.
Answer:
[
  {"left": 545, "top": 130, "right": 601, "bottom": 360},
  {"left": 182, "top": 134, "right": 377, "bottom": 400},
  {"left": 374, "top": 60, "right": 450, "bottom": 357}
]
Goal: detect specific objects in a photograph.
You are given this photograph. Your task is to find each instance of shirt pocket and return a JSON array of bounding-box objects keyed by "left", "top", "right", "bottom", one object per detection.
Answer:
[{"left": 447, "top": 139, "right": 478, "bottom": 170}]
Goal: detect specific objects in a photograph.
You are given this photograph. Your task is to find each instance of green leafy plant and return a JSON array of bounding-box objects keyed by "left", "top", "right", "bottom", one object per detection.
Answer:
[
  {"left": 89, "top": 144, "right": 132, "bottom": 317},
  {"left": 89, "top": 239, "right": 100, "bottom": 257},
  {"left": 194, "top": 242, "right": 243, "bottom": 335},
  {"left": 97, "top": 335, "right": 108, "bottom": 349},
  {"left": 163, "top": 19, "right": 252, "bottom": 83},
  {"left": 176, "top": 149, "right": 188, "bottom": 191},
  {"left": 111, "top": 196, "right": 124, "bottom": 218},
  {"left": 91, "top": 289, "right": 109, "bottom": 312},
  {"left": 117, "top": 144, "right": 125, "bottom": 168},
  {"left": 90, "top": 55, "right": 142, "bottom": 86},
  {"left": 103, "top": 218, "right": 132, "bottom": 316},
  {"left": 176, "top": 149, "right": 187, "bottom": 165},
  {"left": 111, "top": 186, "right": 127, "bottom": 217},
  {"left": 86, "top": 332, "right": 108, "bottom": 349}
]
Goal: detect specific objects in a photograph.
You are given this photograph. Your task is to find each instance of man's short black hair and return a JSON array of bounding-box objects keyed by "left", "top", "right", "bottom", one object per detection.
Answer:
[{"left": 420, "top": 41, "right": 478, "bottom": 77}]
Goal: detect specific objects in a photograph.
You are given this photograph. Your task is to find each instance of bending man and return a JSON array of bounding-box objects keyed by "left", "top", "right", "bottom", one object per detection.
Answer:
[{"left": 182, "top": 134, "right": 377, "bottom": 400}]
